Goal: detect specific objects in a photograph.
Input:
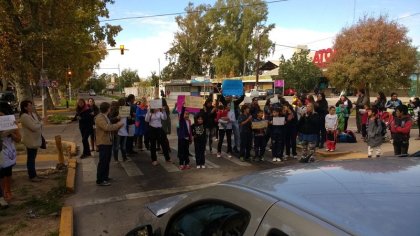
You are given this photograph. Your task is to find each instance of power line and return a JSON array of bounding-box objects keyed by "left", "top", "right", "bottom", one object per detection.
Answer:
[
  {"left": 396, "top": 12, "right": 420, "bottom": 20},
  {"left": 100, "top": 0, "right": 288, "bottom": 23}
]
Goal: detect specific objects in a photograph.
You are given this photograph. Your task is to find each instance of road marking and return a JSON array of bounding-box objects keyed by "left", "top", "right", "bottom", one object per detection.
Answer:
[
  {"left": 171, "top": 146, "right": 220, "bottom": 169},
  {"left": 221, "top": 152, "right": 252, "bottom": 166},
  {"left": 120, "top": 159, "right": 144, "bottom": 176},
  {"left": 157, "top": 155, "right": 181, "bottom": 172},
  {"left": 73, "top": 182, "right": 220, "bottom": 208},
  {"left": 80, "top": 158, "right": 97, "bottom": 182}
]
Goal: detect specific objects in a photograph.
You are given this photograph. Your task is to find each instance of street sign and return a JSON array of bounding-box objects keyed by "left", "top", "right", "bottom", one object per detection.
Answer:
[{"left": 51, "top": 80, "right": 59, "bottom": 88}]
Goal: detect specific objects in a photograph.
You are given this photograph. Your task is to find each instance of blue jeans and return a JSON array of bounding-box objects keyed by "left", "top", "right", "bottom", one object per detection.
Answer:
[
  {"left": 113, "top": 135, "right": 127, "bottom": 161},
  {"left": 97, "top": 145, "right": 112, "bottom": 184},
  {"left": 26, "top": 148, "right": 38, "bottom": 179}
]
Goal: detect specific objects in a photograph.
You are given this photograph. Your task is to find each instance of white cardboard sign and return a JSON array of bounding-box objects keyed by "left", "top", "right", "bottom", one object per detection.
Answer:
[
  {"left": 0, "top": 115, "right": 18, "bottom": 131},
  {"left": 272, "top": 117, "right": 285, "bottom": 126},
  {"left": 149, "top": 99, "right": 163, "bottom": 109}
]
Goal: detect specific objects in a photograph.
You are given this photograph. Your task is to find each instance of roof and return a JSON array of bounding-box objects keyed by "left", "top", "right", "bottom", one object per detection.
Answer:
[{"left": 225, "top": 158, "right": 420, "bottom": 236}]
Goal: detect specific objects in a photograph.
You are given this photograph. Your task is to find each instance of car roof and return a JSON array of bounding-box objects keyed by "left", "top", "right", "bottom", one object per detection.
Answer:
[{"left": 224, "top": 157, "right": 420, "bottom": 236}]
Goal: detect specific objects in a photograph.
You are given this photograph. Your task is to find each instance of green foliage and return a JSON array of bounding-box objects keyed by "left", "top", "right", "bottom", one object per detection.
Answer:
[
  {"left": 327, "top": 16, "right": 417, "bottom": 93},
  {"left": 48, "top": 114, "right": 71, "bottom": 124},
  {"left": 118, "top": 69, "right": 141, "bottom": 87},
  {"left": 163, "top": 0, "right": 275, "bottom": 80},
  {"left": 0, "top": 0, "right": 121, "bottom": 101},
  {"left": 84, "top": 76, "right": 107, "bottom": 93},
  {"left": 278, "top": 50, "right": 322, "bottom": 92}
]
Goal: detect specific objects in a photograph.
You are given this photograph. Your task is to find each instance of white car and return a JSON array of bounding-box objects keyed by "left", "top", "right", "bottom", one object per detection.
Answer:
[{"left": 88, "top": 90, "right": 96, "bottom": 96}]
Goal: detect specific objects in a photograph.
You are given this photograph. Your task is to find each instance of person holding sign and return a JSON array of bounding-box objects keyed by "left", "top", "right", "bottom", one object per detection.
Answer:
[
  {"left": 252, "top": 110, "right": 267, "bottom": 161},
  {"left": 269, "top": 108, "right": 285, "bottom": 162},
  {"left": 112, "top": 98, "right": 129, "bottom": 162},
  {"left": 216, "top": 104, "right": 234, "bottom": 158},
  {"left": 145, "top": 106, "right": 171, "bottom": 166},
  {"left": 297, "top": 104, "right": 320, "bottom": 163},
  {"left": 177, "top": 105, "right": 192, "bottom": 170},
  {"left": 0, "top": 103, "right": 21, "bottom": 202},
  {"left": 73, "top": 99, "right": 95, "bottom": 159},
  {"left": 283, "top": 104, "right": 298, "bottom": 159}
]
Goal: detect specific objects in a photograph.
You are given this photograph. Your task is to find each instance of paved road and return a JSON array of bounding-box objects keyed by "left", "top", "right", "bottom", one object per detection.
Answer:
[{"left": 39, "top": 93, "right": 419, "bottom": 235}]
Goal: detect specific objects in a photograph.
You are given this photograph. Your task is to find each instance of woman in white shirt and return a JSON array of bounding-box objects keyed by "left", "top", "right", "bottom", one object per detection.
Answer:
[{"left": 145, "top": 108, "right": 171, "bottom": 165}]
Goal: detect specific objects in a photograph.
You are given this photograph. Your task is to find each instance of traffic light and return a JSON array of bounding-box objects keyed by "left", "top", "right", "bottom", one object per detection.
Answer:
[
  {"left": 120, "top": 45, "right": 124, "bottom": 55},
  {"left": 67, "top": 70, "right": 72, "bottom": 78}
]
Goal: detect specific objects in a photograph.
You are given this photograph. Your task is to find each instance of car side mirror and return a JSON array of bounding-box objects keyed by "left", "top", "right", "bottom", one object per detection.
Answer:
[{"left": 125, "top": 224, "right": 153, "bottom": 236}]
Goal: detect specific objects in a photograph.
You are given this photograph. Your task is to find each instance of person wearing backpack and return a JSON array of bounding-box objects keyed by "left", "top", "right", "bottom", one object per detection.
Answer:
[
  {"left": 366, "top": 107, "right": 383, "bottom": 158},
  {"left": 390, "top": 105, "right": 412, "bottom": 157}
]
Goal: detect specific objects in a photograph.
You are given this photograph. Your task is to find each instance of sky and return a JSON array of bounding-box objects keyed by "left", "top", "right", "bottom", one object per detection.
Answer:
[{"left": 97, "top": 0, "right": 420, "bottom": 78}]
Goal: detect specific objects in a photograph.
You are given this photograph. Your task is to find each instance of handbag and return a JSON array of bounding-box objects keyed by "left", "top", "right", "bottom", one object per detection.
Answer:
[{"left": 40, "top": 135, "right": 47, "bottom": 149}]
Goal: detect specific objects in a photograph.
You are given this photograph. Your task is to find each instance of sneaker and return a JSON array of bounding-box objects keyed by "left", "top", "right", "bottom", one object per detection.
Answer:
[
  {"left": 30, "top": 177, "right": 42, "bottom": 182},
  {"left": 285, "top": 155, "right": 290, "bottom": 159},
  {"left": 166, "top": 159, "right": 172, "bottom": 163},
  {"left": 0, "top": 197, "right": 9, "bottom": 208},
  {"left": 276, "top": 158, "right": 282, "bottom": 162},
  {"left": 201, "top": 165, "right": 206, "bottom": 169},
  {"left": 217, "top": 153, "right": 221, "bottom": 158},
  {"left": 272, "top": 158, "right": 277, "bottom": 162},
  {"left": 152, "top": 161, "right": 159, "bottom": 166},
  {"left": 325, "top": 148, "right": 330, "bottom": 151},
  {"left": 196, "top": 166, "right": 201, "bottom": 169},
  {"left": 292, "top": 156, "right": 297, "bottom": 159},
  {"left": 283, "top": 157, "right": 288, "bottom": 161},
  {"left": 123, "top": 158, "right": 132, "bottom": 162},
  {"left": 97, "top": 181, "right": 111, "bottom": 186},
  {"left": 185, "top": 165, "right": 191, "bottom": 169},
  {"left": 179, "top": 165, "right": 185, "bottom": 170},
  {"left": 227, "top": 154, "right": 232, "bottom": 158},
  {"left": 330, "top": 149, "right": 335, "bottom": 152}
]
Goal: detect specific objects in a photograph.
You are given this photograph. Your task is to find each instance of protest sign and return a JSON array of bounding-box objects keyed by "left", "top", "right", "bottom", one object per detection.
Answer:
[
  {"left": 252, "top": 120, "right": 268, "bottom": 129},
  {"left": 222, "top": 80, "right": 243, "bottom": 96},
  {"left": 272, "top": 117, "right": 285, "bottom": 126},
  {"left": 274, "top": 80, "right": 284, "bottom": 87},
  {"left": 270, "top": 96, "right": 279, "bottom": 104},
  {"left": 0, "top": 115, "right": 18, "bottom": 131},
  {"left": 119, "top": 106, "right": 130, "bottom": 117},
  {"left": 243, "top": 97, "right": 252, "bottom": 104},
  {"left": 149, "top": 99, "right": 162, "bottom": 109},
  {"left": 185, "top": 96, "right": 203, "bottom": 109},
  {"left": 177, "top": 95, "right": 201, "bottom": 113}
]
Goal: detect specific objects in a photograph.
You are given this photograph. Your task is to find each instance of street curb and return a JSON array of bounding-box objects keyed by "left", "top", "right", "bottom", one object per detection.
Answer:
[
  {"left": 59, "top": 206, "right": 73, "bottom": 236},
  {"left": 66, "top": 159, "right": 77, "bottom": 193},
  {"left": 316, "top": 151, "right": 352, "bottom": 157}
]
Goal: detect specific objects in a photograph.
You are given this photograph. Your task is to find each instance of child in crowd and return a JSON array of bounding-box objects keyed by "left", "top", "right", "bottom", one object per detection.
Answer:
[
  {"left": 216, "top": 105, "right": 233, "bottom": 158},
  {"left": 270, "top": 108, "right": 285, "bottom": 162},
  {"left": 325, "top": 106, "right": 338, "bottom": 152},
  {"left": 192, "top": 114, "right": 207, "bottom": 168},
  {"left": 177, "top": 106, "right": 192, "bottom": 170},
  {"left": 0, "top": 106, "right": 21, "bottom": 202},
  {"left": 360, "top": 105, "right": 370, "bottom": 140},
  {"left": 390, "top": 105, "right": 412, "bottom": 157},
  {"left": 283, "top": 104, "right": 298, "bottom": 158},
  {"left": 366, "top": 107, "right": 383, "bottom": 158},
  {"left": 253, "top": 110, "right": 267, "bottom": 161},
  {"left": 238, "top": 105, "right": 253, "bottom": 162}
]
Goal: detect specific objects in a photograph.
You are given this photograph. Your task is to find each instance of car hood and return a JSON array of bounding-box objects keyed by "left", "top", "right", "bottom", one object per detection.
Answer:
[{"left": 146, "top": 193, "right": 189, "bottom": 217}]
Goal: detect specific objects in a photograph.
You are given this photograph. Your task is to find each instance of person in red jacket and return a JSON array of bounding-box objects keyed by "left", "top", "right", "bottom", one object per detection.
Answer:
[{"left": 390, "top": 105, "right": 412, "bottom": 157}]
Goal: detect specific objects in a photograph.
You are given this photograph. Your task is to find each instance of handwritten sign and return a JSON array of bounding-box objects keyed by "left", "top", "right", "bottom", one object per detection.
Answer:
[
  {"left": 177, "top": 95, "right": 200, "bottom": 113},
  {"left": 119, "top": 106, "right": 130, "bottom": 117},
  {"left": 270, "top": 96, "right": 279, "bottom": 104},
  {"left": 0, "top": 115, "right": 18, "bottom": 131},
  {"left": 243, "top": 97, "right": 252, "bottom": 104},
  {"left": 185, "top": 96, "right": 203, "bottom": 110},
  {"left": 222, "top": 80, "right": 243, "bottom": 96},
  {"left": 272, "top": 117, "right": 285, "bottom": 126},
  {"left": 252, "top": 121, "right": 268, "bottom": 129},
  {"left": 149, "top": 99, "right": 162, "bottom": 109}
]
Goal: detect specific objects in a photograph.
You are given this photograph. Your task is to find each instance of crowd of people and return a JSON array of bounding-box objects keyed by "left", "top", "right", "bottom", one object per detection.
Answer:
[{"left": 0, "top": 90, "right": 417, "bottom": 203}]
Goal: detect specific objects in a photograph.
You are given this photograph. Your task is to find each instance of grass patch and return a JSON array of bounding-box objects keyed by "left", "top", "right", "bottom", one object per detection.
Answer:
[
  {"left": 59, "top": 99, "right": 77, "bottom": 107},
  {"left": 48, "top": 114, "right": 72, "bottom": 124},
  {"left": 47, "top": 230, "right": 59, "bottom": 236}
]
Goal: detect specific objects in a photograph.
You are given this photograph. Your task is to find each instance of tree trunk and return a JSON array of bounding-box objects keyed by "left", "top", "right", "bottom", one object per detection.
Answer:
[
  {"left": 48, "top": 87, "right": 60, "bottom": 106},
  {"left": 45, "top": 87, "right": 55, "bottom": 110},
  {"left": 2, "top": 78, "right": 8, "bottom": 91},
  {"left": 15, "top": 73, "right": 34, "bottom": 104}
]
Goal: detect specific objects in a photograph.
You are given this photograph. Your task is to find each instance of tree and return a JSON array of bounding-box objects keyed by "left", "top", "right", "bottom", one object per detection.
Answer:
[
  {"left": 0, "top": 0, "right": 121, "bottom": 107},
  {"left": 326, "top": 16, "right": 417, "bottom": 95},
  {"left": 165, "top": 3, "right": 213, "bottom": 81},
  {"left": 210, "top": 0, "right": 275, "bottom": 77},
  {"left": 278, "top": 50, "right": 322, "bottom": 92},
  {"left": 118, "top": 69, "right": 140, "bottom": 88}
]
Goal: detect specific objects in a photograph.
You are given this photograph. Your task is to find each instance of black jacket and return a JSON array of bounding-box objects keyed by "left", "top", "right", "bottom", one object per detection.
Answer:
[
  {"left": 220, "top": 95, "right": 245, "bottom": 119},
  {"left": 298, "top": 112, "right": 320, "bottom": 135}
]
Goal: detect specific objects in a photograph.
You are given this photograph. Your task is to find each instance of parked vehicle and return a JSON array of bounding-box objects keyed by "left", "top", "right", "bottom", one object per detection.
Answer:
[
  {"left": 284, "top": 88, "right": 296, "bottom": 96},
  {"left": 88, "top": 89, "right": 96, "bottom": 96},
  {"left": 245, "top": 89, "right": 267, "bottom": 99},
  {"left": 0, "top": 91, "right": 17, "bottom": 113},
  {"left": 127, "top": 158, "right": 420, "bottom": 236}
]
